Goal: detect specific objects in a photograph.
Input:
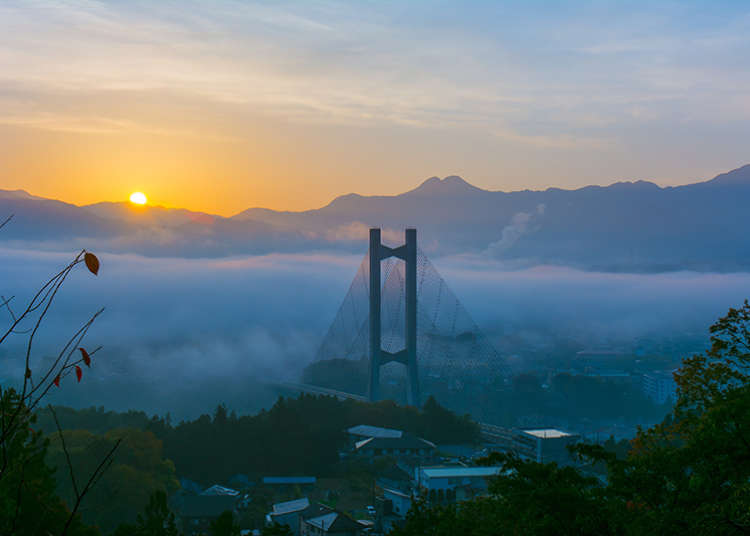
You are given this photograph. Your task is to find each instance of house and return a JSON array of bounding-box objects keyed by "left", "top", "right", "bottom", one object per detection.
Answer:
[
  {"left": 354, "top": 434, "right": 436, "bottom": 460},
  {"left": 415, "top": 466, "right": 503, "bottom": 503},
  {"left": 180, "top": 495, "right": 238, "bottom": 536},
  {"left": 514, "top": 429, "right": 581, "bottom": 465},
  {"left": 265, "top": 497, "right": 311, "bottom": 536},
  {"left": 374, "top": 488, "right": 413, "bottom": 534},
  {"left": 383, "top": 488, "right": 412, "bottom": 517},
  {"left": 301, "top": 510, "right": 365, "bottom": 536},
  {"left": 347, "top": 424, "right": 403, "bottom": 440}
]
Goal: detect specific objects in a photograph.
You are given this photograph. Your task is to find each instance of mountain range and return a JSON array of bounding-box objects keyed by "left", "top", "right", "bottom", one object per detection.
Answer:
[{"left": 2, "top": 164, "right": 750, "bottom": 271}]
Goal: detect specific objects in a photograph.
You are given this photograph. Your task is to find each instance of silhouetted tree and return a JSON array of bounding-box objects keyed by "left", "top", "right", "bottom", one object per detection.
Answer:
[{"left": 210, "top": 511, "right": 240, "bottom": 536}]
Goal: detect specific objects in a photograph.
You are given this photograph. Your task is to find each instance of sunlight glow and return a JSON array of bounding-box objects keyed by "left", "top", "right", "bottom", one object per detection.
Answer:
[{"left": 129, "top": 192, "right": 147, "bottom": 205}]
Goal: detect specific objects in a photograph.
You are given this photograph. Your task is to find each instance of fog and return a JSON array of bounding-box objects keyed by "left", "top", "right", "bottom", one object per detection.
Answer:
[{"left": 1, "top": 246, "right": 748, "bottom": 418}]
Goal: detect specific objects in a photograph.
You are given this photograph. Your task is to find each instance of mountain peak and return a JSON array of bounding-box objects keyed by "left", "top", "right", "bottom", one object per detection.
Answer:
[
  {"left": 705, "top": 164, "right": 750, "bottom": 186},
  {"left": 0, "top": 188, "right": 43, "bottom": 201},
  {"left": 410, "top": 175, "right": 485, "bottom": 195}
]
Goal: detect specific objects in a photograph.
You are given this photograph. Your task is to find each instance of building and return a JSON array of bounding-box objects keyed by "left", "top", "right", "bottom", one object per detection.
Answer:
[
  {"left": 415, "top": 466, "right": 503, "bottom": 503},
  {"left": 347, "top": 424, "right": 403, "bottom": 440},
  {"left": 514, "top": 429, "right": 581, "bottom": 465},
  {"left": 301, "top": 510, "right": 365, "bottom": 536},
  {"left": 382, "top": 488, "right": 412, "bottom": 517},
  {"left": 180, "top": 495, "right": 238, "bottom": 536},
  {"left": 201, "top": 484, "right": 239, "bottom": 496},
  {"left": 262, "top": 476, "right": 317, "bottom": 492},
  {"left": 374, "top": 488, "right": 413, "bottom": 534},
  {"left": 642, "top": 370, "right": 677, "bottom": 404},
  {"left": 354, "top": 434, "right": 436, "bottom": 460},
  {"left": 265, "top": 497, "right": 311, "bottom": 536}
]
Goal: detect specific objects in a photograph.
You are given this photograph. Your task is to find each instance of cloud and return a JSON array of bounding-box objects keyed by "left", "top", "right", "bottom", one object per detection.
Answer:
[
  {"left": 486, "top": 204, "right": 545, "bottom": 257},
  {"left": 2, "top": 246, "right": 749, "bottom": 417}
]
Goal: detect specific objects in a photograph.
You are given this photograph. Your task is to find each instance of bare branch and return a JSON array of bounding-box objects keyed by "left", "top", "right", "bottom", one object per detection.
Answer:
[
  {"left": 60, "top": 437, "right": 121, "bottom": 536},
  {"left": 49, "top": 405, "right": 79, "bottom": 498}
]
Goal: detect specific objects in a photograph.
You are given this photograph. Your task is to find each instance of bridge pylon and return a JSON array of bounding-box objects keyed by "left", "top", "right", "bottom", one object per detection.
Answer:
[{"left": 369, "top": 228, "right": 420, "bottom": 406}]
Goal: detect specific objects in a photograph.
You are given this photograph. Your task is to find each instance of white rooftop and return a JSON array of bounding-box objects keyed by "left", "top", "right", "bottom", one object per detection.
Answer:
[
  {"left": 383, "top": 487, "right": 411, "bottom": 499},
  {"left": 201, "top": 484, "right": 239, "bottom": 496},
  {"left": 355, "top": 437, "right": 374, "bottom": 449},
  {"left": 347, "top": 424, "right": 403, "bottom": 438},
  {"left": 522, "top": 429, "right": 573, "bottom": 439},
  {"left": 306, "top": 512, "right": 339, "bottom": 529},
  {"left": 272, "top": 497, "right": 310, "bottom": 515},
  {"left": 421, "top": 466, "right": 502, "bottom": 479}
]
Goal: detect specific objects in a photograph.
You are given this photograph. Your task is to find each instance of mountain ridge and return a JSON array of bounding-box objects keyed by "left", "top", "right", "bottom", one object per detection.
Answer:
[{"left": 2, "top": 164, "right": 750, "bottom": 271}]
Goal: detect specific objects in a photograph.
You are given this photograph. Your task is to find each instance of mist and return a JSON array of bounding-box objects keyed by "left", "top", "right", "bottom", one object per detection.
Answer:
[{"left": 1, "top": 246, "right": 747, "bottom": 419}]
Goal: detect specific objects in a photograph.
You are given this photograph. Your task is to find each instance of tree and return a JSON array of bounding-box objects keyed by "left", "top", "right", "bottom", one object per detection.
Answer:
[
  {"left": 589, "top": 299, "right": 750, "bottom": 533},
  {"left": 210, "top": 511, "right": 240, "bottom": 536},
  {"left": 261, "top": 522, "right": 294, "bottom": 536},
  {"left": 136, "top": 490, "right": 179, "bottom": 536},
  {"left": 47, "top": 428, "right": 179, "bottom": 532},
  {"left": 0, "top": 391, "right": 99, "bottom": 536}
]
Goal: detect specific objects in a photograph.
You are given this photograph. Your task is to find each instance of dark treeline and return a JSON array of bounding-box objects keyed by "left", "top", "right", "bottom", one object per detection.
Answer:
[{"left": 37, "top": 394, "right": 479, "bottom": 485}]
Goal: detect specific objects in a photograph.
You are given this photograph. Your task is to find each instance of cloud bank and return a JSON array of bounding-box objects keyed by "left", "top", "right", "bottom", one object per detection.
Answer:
[{"left": 2, "top": 247, "right": 748, "bottom": 417}]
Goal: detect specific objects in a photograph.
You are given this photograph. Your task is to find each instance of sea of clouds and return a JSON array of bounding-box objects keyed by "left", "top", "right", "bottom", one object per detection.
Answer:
[{"left": 1, "top": 247, "right": 748, "bottom": 418}]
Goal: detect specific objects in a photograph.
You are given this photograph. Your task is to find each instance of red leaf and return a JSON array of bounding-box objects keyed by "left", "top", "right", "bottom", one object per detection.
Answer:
[
  {"left": 84, "top": 252, "right": 100, "bottom": 276},
  {"left": 75, "top": 365, "right": 82, "bottom": 382},
  {"left": 79, "top": 347, "right": 91, "bottom": 367},
  {"left": 53, "top": 375, "right": 60, "bottom": 387}
]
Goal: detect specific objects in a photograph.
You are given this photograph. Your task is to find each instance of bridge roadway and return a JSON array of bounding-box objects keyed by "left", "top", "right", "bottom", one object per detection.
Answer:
[{"left": 272, "top": 382, "right": 513, "bottom": 444}]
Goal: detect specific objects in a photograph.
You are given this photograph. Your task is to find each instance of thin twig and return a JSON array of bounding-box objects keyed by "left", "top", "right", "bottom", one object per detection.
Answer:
[{"left": 49, "top": 405, "right": 79, "bottom": 498}]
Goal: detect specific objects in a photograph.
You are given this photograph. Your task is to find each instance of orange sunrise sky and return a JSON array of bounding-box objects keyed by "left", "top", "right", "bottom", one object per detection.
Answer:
[{"left": 2, "top": 1, "right": 749, "bottom": 215}]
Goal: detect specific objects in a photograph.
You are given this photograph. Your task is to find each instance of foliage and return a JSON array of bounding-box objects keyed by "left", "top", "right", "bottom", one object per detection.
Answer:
[
  {"left": 0, "top": 390, "right": 98, "bottom": 536},
  {"left": 210, "top": 510, "right": 240, "bottom": 536},
  {"left": 112, "top": 490, "right": 180, "bottom": 536},
  {"left": 261, "top": 522, "right": 293, "bottom": 535},
  {"left": 35, "top": 406, "right": 156, "bottom": 435},
  {"left": 47, "top": 427, "right": 179, "bottom": 533}
]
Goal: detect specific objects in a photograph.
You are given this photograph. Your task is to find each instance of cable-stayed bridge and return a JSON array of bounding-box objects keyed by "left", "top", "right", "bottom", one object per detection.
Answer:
[{"left": 312, "top": 228, "right": 510, "bottom": 406}]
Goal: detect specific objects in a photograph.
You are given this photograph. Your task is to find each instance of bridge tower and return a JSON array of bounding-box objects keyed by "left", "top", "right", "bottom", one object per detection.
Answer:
[{"left": 368, "top": 228, "right": 420, "bottom": 406}]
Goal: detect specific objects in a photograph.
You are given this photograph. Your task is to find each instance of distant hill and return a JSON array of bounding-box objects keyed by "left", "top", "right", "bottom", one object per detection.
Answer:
[{"left": 2, "top": 164, "right": 750, "bottom": 271}]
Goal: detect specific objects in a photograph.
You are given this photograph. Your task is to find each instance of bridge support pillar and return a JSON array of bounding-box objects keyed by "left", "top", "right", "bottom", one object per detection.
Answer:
[{"left": 368, "top": 228, "right": 420, "bottom": 407}]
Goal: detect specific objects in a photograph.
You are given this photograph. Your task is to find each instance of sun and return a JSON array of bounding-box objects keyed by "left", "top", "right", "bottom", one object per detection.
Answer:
[{"left": 129, "top": 192, "right": 147, "bottom": 205}]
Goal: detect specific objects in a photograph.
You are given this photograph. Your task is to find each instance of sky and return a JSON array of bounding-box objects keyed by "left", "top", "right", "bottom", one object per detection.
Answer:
[{"left": 1, "top": 0, "right": 750, "bottom": 215}]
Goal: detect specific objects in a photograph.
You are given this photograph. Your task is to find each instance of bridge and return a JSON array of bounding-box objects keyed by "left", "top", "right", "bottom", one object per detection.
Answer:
[{"left": 311, "top": 228, "right": 510, "bottom": 408}]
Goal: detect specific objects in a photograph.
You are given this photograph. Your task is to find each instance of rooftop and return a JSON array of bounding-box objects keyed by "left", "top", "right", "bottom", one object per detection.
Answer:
[
  {"left": 347, "top": 424, "right": 403, "bottom": 438},
  {"left": 355, "top": 435, "right": 436, "bottom": 451},
  {"left": 272, "top": 497, "right": 310, "bottom": 515},
  {"left": 306, "top": 512, "right": 339, "bottom": 529},
  {"left": 383, "top": 487, "right": 411, "bottom": 499},
  {"left": 522, "top": 429, "right": 573, "bottom": 439},
  {"left": 420, "top": 466, "right": 502, "bottom": 479},
  {"left": 201, "top": 484, "right": 239, "bottom": 496},
  {"left": 305, "top": 511, "right": 363, "bottom": 532}
]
